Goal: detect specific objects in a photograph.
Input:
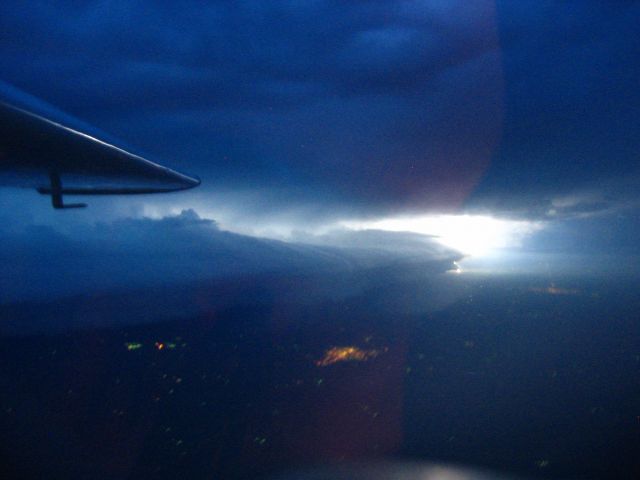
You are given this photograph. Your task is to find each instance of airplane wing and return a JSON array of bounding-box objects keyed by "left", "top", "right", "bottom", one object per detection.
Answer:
[{"left": 0, "top": 81, "right": 200, "bottom": 208}]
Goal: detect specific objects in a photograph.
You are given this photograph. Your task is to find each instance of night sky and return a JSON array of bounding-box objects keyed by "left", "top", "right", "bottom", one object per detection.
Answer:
[
  {"left": 1, "top": 1, "right": 638, "bottom": 222},
  {"left": 1, "top": 2, "right": 640, "bottom": 479}
]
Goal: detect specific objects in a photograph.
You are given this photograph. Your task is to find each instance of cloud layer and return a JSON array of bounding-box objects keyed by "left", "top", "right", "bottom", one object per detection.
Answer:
[
  {"left": 10, "top": 1, "right": 632, "bottom": 217},
  {"left": 0, "top": 209, "right": 460, "bottom": 304},
  {"left": 0, "top": 1, "right": 638, "bottom": 249}
]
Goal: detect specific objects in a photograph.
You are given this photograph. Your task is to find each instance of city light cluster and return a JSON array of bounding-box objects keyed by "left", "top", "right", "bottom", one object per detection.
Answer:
[{"left": 315, "top": 346, "right": 383, "bottom": 367}]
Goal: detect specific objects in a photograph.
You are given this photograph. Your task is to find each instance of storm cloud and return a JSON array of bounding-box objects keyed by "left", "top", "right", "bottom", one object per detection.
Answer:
[
  {"left": 0, "top": 1, "right": 638, "bottom": 260},
  {"left": 0, "top": 208, "right": 460, "bottom": 303},
  {"left": 3, "top": 1, "right": 637, "bottom": 221},
  {"left": 0, "top": 208, "right": 465, "bottom": 334}
]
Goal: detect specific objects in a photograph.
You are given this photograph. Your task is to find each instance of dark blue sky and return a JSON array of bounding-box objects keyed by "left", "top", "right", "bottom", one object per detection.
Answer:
[{"left": 1, "top": 1, "right": 638, "bottom": 220}]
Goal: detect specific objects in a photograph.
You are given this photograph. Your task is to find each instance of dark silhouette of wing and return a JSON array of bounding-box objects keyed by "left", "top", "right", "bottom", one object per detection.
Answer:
[{"left": 0, "top": 81, "right": 200, "bottom": 209}]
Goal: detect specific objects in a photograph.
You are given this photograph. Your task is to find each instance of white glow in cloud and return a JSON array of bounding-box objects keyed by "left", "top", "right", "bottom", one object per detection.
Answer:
[
  {"left": 130, "top": 196, "right": 541, "bottom": 258},
  {"left": 342, "top": 214, "right": 542, "bottom": 256}
]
